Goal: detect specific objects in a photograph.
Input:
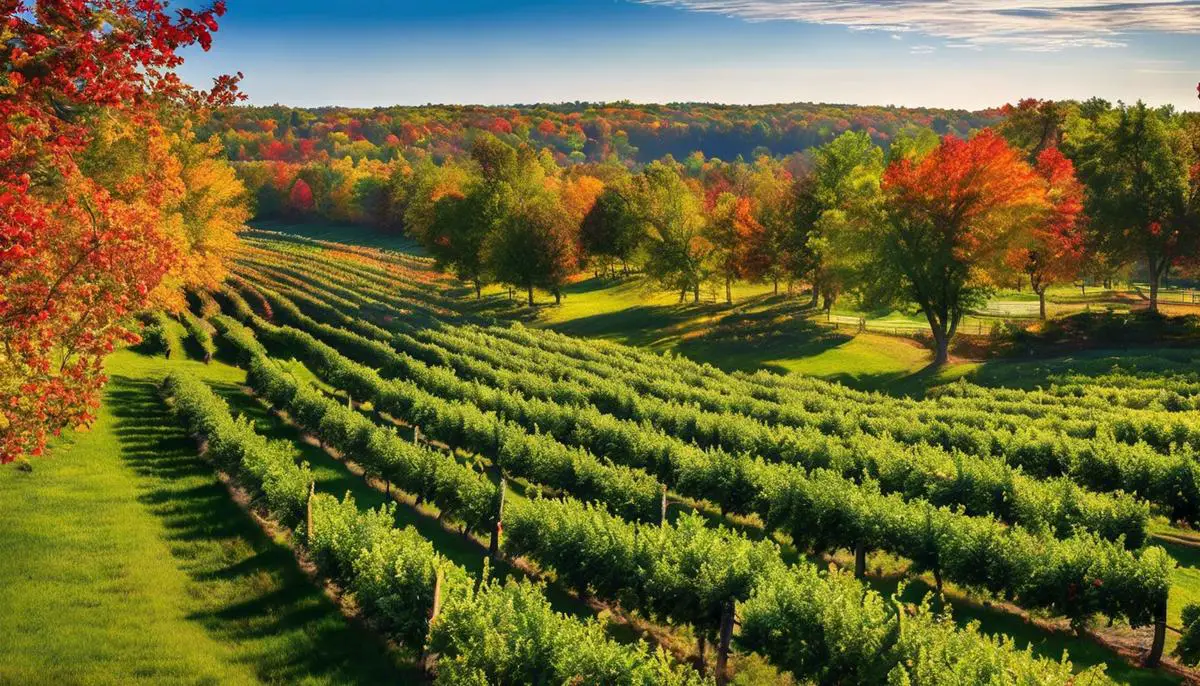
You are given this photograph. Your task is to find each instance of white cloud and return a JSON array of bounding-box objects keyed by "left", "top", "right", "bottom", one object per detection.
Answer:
[
  {"left": 910, "top": 44, "right": 937, "bottom": 54},
  {"left": 636, "top": 0, "right": 1200, "bottom": 50}
]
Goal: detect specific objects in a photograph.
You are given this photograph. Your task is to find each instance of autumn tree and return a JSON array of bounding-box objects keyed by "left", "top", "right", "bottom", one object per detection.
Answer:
[
  {"left": 0, "top": 0, "right": 242, "bottom": 463},
  {"left": 485, "top": 186, "right": 577, "bottom": 306},
  {"left": 705, "top": 193, "right": 760, "bottom": 304},
  {"left": 288, "top": 178, "right": 315, "bottom": 215},
  {"left": 636, "top": 161, "right": 711, "bottom": 302},
  {"left": 738, "top": 160, "right": 796, "bottom": 295},
  {"left": 419, "top": 136, "right": 522, "bottom": 297},
  {"left": 1068, "top": 102, "right": 1200, "bottom": 313},
  {"left": 803, "top": 131, "right": 885, "bottom": 311},
  {"left": 398, "top": 157, "right": 469, "bottom": 241},
  {"left": 580, "top": 179, "right": 644, "bottom": 276},
  {"left": 861, "top": 130, "right": 1046, "bottom": 365},
  {"left": 1004, "top": 148, "right": 1085, "bottom": 319},
  {"left": 999, "top": 99, "right": 1069, "bottom": 159}
]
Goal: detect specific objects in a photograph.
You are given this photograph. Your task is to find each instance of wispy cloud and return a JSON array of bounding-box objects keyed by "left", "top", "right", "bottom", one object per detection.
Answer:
[
  {"left": 635, "top": 0, "right": 1200, "bottom": 50},
  {"left": 910, "top": 44, "right": 937, "bottom": 54}
]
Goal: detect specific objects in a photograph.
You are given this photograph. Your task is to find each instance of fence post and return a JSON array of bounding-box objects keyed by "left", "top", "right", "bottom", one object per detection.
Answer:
[
  {"left": 421, "top": 568, "right": 444, "bottom": 673},
  {"left": 660, "top": 484, "right": 668, "bottom": 526},
  {"left": 430, "top": 568, "right": 444, "bottom": 624},
  {"left": 306, "top": 481, "right": 315, "bottom": 545},
  {"left": 488, "top": 477, "right": 506, "bottom": 560}
]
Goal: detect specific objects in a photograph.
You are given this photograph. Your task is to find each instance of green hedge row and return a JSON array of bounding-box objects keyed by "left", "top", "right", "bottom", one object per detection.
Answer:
[{"left": 227, "top": 304, "right": 1172, "bottom": 630}]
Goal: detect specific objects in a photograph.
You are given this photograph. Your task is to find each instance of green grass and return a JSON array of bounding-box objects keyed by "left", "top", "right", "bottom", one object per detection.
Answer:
[
  {"left": 469, "top": 276, "right": 936, "bottom": 389},
  {"left": 0, "top": 350, "right": 408, "bottom": 685}
]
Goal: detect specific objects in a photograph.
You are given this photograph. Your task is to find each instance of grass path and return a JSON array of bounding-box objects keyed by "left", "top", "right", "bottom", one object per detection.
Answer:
[{"left": 0, "top": 350, "right": 406, "bottom": 685}]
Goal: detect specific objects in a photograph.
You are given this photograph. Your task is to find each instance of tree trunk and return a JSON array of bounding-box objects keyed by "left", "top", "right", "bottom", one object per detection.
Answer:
[
  {"left": 1038, "top": 290, "right": 1047, "bottom": 320},
  {"left": 680, "top": 287, "right": 687, "bottom": 303},
  {"left": 474, "top": 280, "right": 482, "bottom": 299},
  {"left": 554, "top": 289, "right": 561, "bottom": 305},
  {"left": 1148, "top": 264, "right": 1161, "bottom": 313},
  {"left": 1144, "top": 597, "right": 1168, "bottom": 667},
  {"left": 773, "top": 277, "right": 779, "bottom": 295},
  {"left": 725, "top": 277, "right": 732, "bottom": 305},
  {"left": 932, "top": 328, "right": 950, "bottom": 366},
  {"left": 526, "top": 285, "right": 534, "bottom": 307},
  {"left": 808, "top": 288, "right": 819, "bottom": 309},
  {"left": 716, "top": 603, "right": 735, "bottom": 686},
  {"left": 488, "top": 478, "right": 507, "bottom": 560},
  {"left": 693, "top": 283, "right": 700, "bottom": 303},
  {"left": 696, "top": 633, "right": 707, "bottom": 676},
  {"left": 854, "top": 541, "right": 867, "bottom": 579}
]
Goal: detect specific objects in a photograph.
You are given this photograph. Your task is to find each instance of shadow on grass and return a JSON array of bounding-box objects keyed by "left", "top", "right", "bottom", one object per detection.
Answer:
[{"left": 107, "top": 373, "right": 415, "bottom": 684}]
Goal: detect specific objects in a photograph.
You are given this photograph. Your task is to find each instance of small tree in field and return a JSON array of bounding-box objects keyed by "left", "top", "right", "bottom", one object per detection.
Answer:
[
  {"left": 485, "top": 190, "right": 577, "bottom": 306},
  {"left": 1004, "top": 148, "right": 1086, "bottom": 319},
  {"left": 739, "top": 160, "right": 795, "bottom": 295},
  {"left": 580, "top": 182, "right": 643, "bottom": 276},
  {"left": 801, "top": 131, "right": 885, "bottom": 311},
  {"left": 705, "top": 193, "right": 761, "bottom": 304},
  {"left": 864, "top": 130, "right": 1046, "bottom": 365},
  {"left": 638, "top": 162, "right": 711, "bottom": 303}
]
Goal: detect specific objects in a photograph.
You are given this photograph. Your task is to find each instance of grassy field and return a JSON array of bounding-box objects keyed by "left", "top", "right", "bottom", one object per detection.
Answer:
[
  {"left": 467, "top": 276, "right": 937, "bottom": 390},
  {"left": 0, "top": 344, "right": 408, "bottom": 685}
]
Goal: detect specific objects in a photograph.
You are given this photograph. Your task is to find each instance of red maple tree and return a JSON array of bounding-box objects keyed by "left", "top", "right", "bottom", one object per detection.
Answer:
[
  {"left": 0, "top": 1, "right": 242, "bottom": 463},
  {"left": 1004, "top": 147, "right": 1086, "bottom": 318},
  {"left": 879, "top": 130, "right": 1046, "bottom": 363}
]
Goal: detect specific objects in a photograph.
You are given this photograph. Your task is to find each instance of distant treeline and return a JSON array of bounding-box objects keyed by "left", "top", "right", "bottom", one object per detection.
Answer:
[{"left": 200, "top": 101, "right": 1001, "bottom": 166}]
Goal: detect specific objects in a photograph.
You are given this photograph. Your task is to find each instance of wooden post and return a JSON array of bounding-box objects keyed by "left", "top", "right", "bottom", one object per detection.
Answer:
[
  {"left": 660, "top": 484, "right": 668, "bottom": 526},
  {"left": 488, "top": 478, "right": 506, "bottom": 560},
  {"left": 421, "top": 568, "right": 444, "bottom": 673},
  {"left": 306, "top": 482, "right": 315, "bottom": 544},
  {"left": 1144, "top": 597, "right": 1168, "bottom": 667},
  {"left": 716, "top": 601, "right": 735, "bottom": 686},
  {"left": 430, "top": 568, "right": 444, "bottom": 624},
  {"left": 854, "top": 541, "right": 866, "bottom": 579}
]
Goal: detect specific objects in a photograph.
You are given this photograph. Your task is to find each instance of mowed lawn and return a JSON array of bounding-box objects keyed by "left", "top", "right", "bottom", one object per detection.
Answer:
[{"left": 0, "top": 349, "right": 405, "bottom": 685}]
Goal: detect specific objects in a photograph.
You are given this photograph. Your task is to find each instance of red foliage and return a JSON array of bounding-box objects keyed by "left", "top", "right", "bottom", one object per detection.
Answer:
[
  {"left": 289, "top": 179, "right": 316, "bottom": 213},
  {"left": 1005, "top": 147, "right": 1085, "bottom": 294},
  {"left": 0, "top": 1, "right": 241, "bottom": 463},
  {"left": 883, "top": 130, "right": 1044, "bottom": 263},
  {"left": 489, "top": 118, "right": 513, "bottom": 135}
]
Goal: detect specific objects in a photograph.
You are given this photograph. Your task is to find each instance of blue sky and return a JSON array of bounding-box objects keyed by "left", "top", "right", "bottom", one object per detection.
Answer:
[{"left": 178, "top": 0, "right": 1200, "bottom": 110}]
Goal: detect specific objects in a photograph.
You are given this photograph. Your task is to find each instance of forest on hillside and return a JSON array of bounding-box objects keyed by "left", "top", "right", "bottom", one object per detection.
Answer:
[{"left": 201, "top": 101, "right": 1001, "bottom": 165}]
